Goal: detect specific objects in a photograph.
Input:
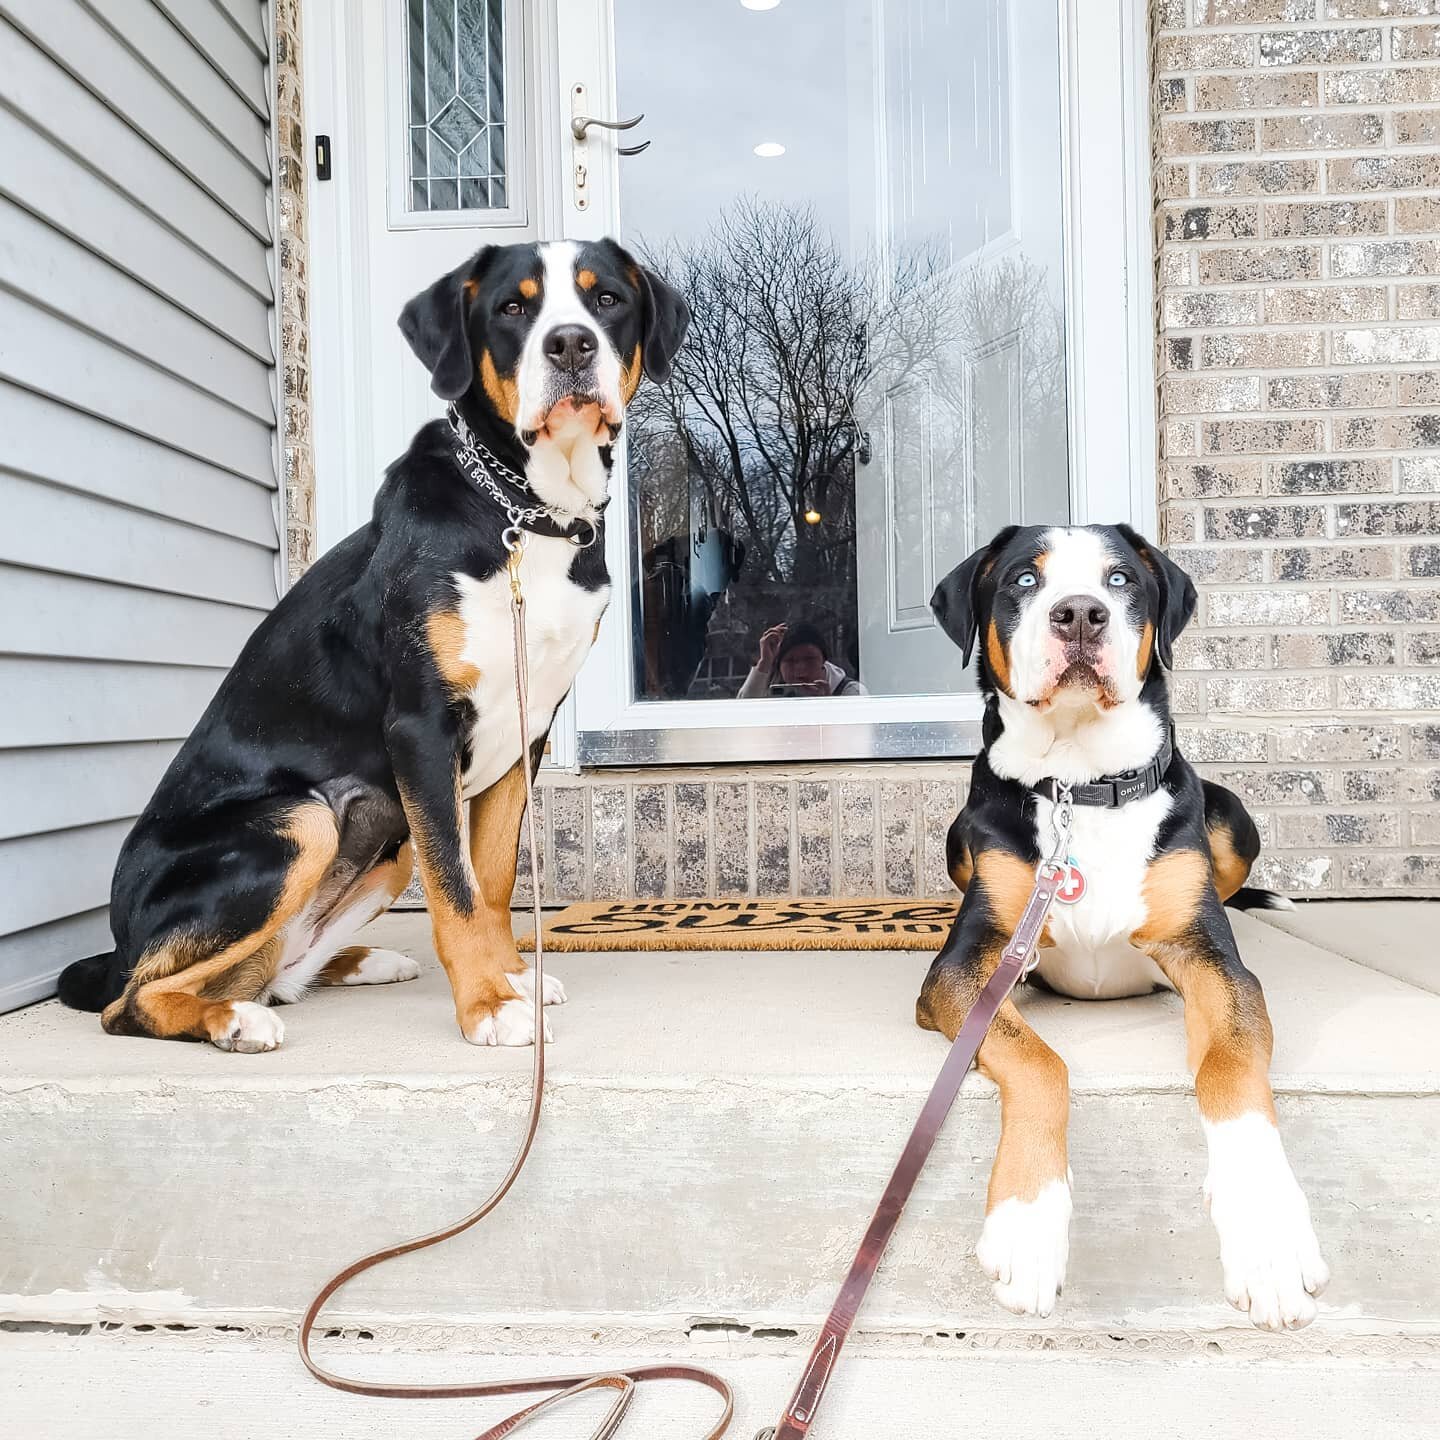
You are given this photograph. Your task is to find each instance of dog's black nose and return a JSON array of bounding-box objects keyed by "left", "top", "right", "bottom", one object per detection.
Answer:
[
  {"left": 543, "top": 324, "right": 598, "bottom": 372},
  {"left": 1049, "top": 594, "right": 1108, "bottom": 645}
]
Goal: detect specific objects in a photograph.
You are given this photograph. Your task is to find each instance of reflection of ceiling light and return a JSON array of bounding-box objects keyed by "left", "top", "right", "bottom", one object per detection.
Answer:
[
  {"left": 804, "top": 508, "right": 822, "bottom": 524},
  {"left": 741, "top": 0, "right": 781, "bottom": 10},
  {"left": 753, "top": 141, "right": 786, "bottom": 158}
]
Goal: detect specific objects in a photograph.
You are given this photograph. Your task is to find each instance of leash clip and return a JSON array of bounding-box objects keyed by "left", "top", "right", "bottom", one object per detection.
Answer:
[
  {"left": 503, "top": 524, "right": 526, "bottom": 601},
  {"left": 1043, "top": 781, "right": 1074, "bottom": 872}
]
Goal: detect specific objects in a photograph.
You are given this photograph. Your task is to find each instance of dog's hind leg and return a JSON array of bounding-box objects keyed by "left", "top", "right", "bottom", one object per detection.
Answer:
[
  {"left": 311, "top": 841, "right": 421, "bottom": 988},
  {"left": 101, "top": 799, "right": 340, "bottom": 1050}
]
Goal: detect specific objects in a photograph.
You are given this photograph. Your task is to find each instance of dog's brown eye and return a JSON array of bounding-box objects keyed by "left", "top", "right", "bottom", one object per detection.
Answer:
[
  {"left": 597, "top": 291, "right": 618, "bottom": 307},
  {"left": 502, "top": 300, "right": 524, "bottom": 317}
]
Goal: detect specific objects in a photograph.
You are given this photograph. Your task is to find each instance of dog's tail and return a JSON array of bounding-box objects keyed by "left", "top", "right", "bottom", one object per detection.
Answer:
[
  {"left": 1224, "top": 887, "right": 1295, "bottom": 913},
  {"left": 57, "top": 952, "right": 121, "bottom": 1012}
]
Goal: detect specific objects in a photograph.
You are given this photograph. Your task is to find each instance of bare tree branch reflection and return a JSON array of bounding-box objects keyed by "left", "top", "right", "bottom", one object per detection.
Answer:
[{"left": 627, "top": 197, "right": 1066, "bottom": 699}]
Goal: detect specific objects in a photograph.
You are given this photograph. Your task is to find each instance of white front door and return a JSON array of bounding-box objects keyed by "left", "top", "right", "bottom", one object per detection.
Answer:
[{"left": 308, "top": 0, "right": 1154, "bottom": 764}]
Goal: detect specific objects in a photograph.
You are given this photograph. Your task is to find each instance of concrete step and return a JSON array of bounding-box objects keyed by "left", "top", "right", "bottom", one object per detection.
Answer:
[
  {"left": 7, "top": 1333, "right": 1439, "bottom": 1439},
  {"left": 2, "top": 911, "right": 1438, "bottom": 1342}
]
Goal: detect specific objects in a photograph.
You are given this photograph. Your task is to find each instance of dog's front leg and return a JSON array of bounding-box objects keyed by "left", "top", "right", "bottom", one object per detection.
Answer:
[
  {"left": 917, "top": 888, "right": 1071, "bottom": 1318},
  {"left": 1137, "top": 868, "right": 1328, "bottom": 1329},
  {"left": 387, "top": 708, "right": 543, "bottom": 1047},
  {"left": 468, "top": 761, "right": 566, "bottom": 1009}
]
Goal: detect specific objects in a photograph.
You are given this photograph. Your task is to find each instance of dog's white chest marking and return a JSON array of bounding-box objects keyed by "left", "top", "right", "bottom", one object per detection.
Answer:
[
  {"left": 453, "top": 537, "right": 609, "bottom": 797},
  {"left": 1031, "top": 788, "right": 1172, "bottom": 999}
]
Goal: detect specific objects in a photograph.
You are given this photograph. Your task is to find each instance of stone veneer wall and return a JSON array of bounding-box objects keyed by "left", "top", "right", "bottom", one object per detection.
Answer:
[
  {"left": 274, "top": 0, "right": 316, "bottom": 580},
  {"left": 1154, "top": 0, "right": 1440, "bottom": 895},
  {"left": 508, "top": 765, "right": 968, "bottom": 906}
]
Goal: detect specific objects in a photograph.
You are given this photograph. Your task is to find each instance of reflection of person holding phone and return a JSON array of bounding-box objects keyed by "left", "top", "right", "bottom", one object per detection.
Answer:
[{"left": 738, "top": 621, "right": 867, "bottom": 698}]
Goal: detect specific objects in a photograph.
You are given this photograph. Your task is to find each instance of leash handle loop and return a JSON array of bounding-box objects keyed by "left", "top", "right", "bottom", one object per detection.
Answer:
[{"left": 298, "top": 545, "right": 734, "bottom": 1440}]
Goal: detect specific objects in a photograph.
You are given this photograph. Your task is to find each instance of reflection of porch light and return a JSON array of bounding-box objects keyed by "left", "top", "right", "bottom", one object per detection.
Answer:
[
  {"left": 741, "top": 0, "right": 781, "bottom": 9},
  {"left": 804, "top": 508, "right": 822, "bottom": 524},
  {"left": 753, "top": 141, "right": 786, "bottom": 158}
]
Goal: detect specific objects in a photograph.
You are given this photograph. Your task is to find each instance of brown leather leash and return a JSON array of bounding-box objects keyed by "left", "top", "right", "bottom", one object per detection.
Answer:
[
  {"left": 298, "top": 527, "right": 1074, "bottom": 1439},
  {"left": 755, "top": 788, "right": 1072, "bottom": 1438}
]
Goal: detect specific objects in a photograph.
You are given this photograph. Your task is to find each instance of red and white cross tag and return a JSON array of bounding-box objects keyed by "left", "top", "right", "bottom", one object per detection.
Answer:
[{"left": 1054, "top": 858, "right": 1087, "bottom": 905}]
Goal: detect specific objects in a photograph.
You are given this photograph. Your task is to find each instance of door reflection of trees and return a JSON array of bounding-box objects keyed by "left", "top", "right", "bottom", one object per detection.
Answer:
[{"left": 628, "top": 197, "right": 1064, "bottom": 702}]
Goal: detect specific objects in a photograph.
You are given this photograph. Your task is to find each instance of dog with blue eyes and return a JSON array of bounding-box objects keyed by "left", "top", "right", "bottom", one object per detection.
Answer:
[{"left": 917, "top": 523, "right": 1328, "bottom": 1332}]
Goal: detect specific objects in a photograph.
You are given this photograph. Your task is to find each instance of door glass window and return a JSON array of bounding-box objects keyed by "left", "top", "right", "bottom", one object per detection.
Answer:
[
  {"left": 404, "top": 0, "right": 509, "bottom": 212},
  {"left": 617, "top": 0, "right": 1069, "bottom": 703}
]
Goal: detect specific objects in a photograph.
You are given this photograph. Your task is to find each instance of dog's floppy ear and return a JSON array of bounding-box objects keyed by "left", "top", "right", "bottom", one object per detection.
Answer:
[
  {"left": 1116, "top": 523, "right": 1197, "bottom": 670},
  {"left": 930, "top": 526, "right": 1021, "bottom": 666},
  {"left": 637, "top": 264, "right": 690, "bottom": 382},
  {"left": 398, "top": 247, "right": 493, "bottom": 401},
  {"left": 604, "top": 241, "right": 690, "bottom": 383}
]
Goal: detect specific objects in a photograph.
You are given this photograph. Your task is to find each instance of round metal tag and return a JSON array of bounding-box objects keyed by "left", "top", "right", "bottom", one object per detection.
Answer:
[{"left": 1054, "top": 861, "right": 1087, "bottom": 905}]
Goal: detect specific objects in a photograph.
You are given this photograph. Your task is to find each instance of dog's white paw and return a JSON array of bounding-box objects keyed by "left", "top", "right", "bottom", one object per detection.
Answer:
[
  {"left": 510, "top": 966, "right": 568, "bottom": 1006},
  {"left": 1204, "top": 1114, "right": 1328, "bottom": 1331},
  {"left": 976, "top": 1176, "right": 1072, "bottom": 1317},
  {"left": 463, "top": 997, "right": 551, "bottom": 1047},
  {"left": 213, "top": 1001, "right": 285, "bottom": 1054},
  {"left": 341, "top": 948, "right": 421, "bottom": 985}
]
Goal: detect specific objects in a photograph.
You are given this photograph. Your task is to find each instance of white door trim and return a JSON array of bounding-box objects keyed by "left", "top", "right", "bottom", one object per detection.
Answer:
[
  {"left": 305, "top": 0, "right": 378, "bottom": 557},
  {"left": 1061, "top": 0, "right": 1158, "bottom": 539}
]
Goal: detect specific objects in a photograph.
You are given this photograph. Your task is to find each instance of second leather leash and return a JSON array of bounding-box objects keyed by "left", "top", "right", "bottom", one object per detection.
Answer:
[
  {"left": 756, "top": 788, "right": 1074, "bottom": 1440},
  {"left": 298, "top": 530, "right": 734, "bottom": 1440}
]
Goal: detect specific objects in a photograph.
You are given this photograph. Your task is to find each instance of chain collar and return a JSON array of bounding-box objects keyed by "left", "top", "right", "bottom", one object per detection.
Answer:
[{"left": 447, "top": 406, "right": 599, "bottom": 548}]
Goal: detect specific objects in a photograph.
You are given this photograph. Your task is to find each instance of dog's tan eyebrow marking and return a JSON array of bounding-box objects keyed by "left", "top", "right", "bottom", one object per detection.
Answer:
[
  {"left": 462, "top": 279, "right": 479, "bottom": 302},
  {"left": 519, "top": 276, "right": 540, "bottom": 299},
  {"left": 1033, "top": 549, "right": 1049, "bottom": 574},
  {"left": 576, "top": 268, "right": 597, "bottom": 291}
]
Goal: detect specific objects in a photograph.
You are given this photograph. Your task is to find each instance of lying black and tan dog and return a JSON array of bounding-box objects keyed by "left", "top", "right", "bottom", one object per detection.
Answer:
[
  {"left": 59, "top": 239, "right": 687, "bottom": 1052},
  {"left": 918, "top": 524, "right": 1328, "bottom": 1331}
]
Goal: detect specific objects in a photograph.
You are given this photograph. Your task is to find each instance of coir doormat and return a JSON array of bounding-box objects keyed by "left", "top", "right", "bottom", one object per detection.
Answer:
[{"left": 517, "top": 898, "right": 960, "bottom": 952}]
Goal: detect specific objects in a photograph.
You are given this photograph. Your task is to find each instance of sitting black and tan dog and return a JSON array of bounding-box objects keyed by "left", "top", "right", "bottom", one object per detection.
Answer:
[
  {"left": 58, "top": 239, "right": 687, "bottom": 1052},
  {"left": 917, "top": 523, "right": 1328, "bottom": 1331}
]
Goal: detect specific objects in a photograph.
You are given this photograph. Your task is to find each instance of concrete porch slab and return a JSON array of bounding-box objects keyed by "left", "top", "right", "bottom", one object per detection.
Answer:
[
  {"left": 2, "top": 911, "right": 1437, "bottom": 1337},
  {"left": 7, "top": 1334, "right": 1438, "bottom": 1440},
  {"left": 1251, "top": 900, "right": 1439, "bottom": 995}
]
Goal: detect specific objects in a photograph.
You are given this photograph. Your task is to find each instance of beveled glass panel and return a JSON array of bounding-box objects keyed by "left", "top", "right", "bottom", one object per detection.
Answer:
[{"left": 405, "top": 0, "right": 508, "bottom": 213}]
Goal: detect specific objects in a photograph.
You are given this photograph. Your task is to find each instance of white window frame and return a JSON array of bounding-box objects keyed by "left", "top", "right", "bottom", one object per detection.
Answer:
[
  {"left": 556, "top": 0, "right": 1156, "bottom": 767},
  {"left": 386, "top": 0, "right": 531, "bottom": 231}
]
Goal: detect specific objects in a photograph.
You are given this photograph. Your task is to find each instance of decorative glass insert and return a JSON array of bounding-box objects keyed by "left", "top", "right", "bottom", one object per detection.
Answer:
[{"left": 406, "top": 0, "right": 508, "bottom": 213}]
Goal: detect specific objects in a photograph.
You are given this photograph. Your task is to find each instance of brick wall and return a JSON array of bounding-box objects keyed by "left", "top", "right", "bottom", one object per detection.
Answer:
[{"left": 1154, "top": 0, "right": 1440, "bottom": 895}]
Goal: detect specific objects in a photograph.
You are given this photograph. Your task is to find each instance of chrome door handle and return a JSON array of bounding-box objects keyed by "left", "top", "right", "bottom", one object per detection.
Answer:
[{"left": 571, "top": 111, "right": 644, "bottom": 141}]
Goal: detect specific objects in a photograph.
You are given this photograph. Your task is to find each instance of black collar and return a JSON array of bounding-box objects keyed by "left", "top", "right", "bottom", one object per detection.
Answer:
[
  {"left": 446, "top": 413, "right": 606, "bottom": 545},
  {"left": 1033, "top": 728, "right": 1175, "bottom": 809}
]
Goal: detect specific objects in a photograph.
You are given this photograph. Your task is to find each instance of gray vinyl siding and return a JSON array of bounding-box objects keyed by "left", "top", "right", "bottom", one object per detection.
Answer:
[{"left": 0, "top": 0, "right": 280, "bottom": 1011}]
